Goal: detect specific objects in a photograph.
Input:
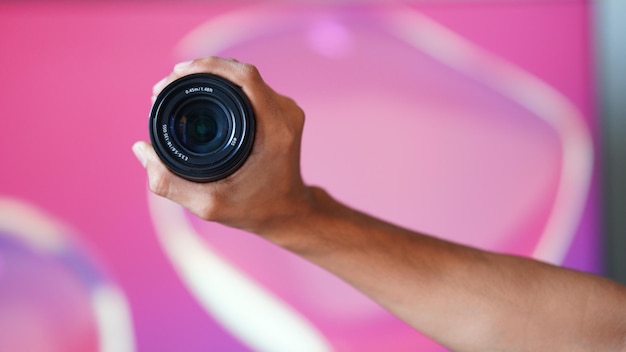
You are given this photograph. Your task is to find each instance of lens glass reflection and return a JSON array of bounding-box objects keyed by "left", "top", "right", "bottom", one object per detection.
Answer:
[{"left": 174, "top": 100, "right": 229, "bottom": 155}]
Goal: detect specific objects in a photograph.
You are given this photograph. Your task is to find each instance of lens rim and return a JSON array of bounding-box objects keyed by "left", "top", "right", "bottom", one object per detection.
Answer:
[{"left": 149, "top": 73, "right": 255, "bottom": 182}]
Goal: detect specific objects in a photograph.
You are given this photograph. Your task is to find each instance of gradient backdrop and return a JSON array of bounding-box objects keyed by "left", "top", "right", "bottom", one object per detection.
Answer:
[{"left": 0, "top": 1, "right": 599, "bottom": 351}]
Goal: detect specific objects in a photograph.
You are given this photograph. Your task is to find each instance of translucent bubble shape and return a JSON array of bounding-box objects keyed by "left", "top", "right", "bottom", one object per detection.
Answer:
[
  {"left": 151, "top": 4, "right": 593, "bottom": 351},
  {"left": 0, "top": 198, "right": 135, "bottom": 352}
]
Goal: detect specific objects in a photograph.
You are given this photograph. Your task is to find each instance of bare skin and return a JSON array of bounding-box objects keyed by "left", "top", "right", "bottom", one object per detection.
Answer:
[{"left": 133, "top": 57, "right": 626, "bottom": 351}]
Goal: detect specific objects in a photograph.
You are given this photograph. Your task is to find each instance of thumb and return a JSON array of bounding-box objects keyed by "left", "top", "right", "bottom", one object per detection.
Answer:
[
  {"left": 131, "top": 141, "right": 150, "bottom": 168},
  {"left": 131, "top": 140, "right": 188, "bottom": 203},
  {"left": 132, "top": 140, "right": 172, "bottom": 185}
]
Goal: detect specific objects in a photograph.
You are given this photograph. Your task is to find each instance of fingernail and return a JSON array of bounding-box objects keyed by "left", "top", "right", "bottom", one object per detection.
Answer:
[
  {"left": 132, "top": 142, "right": 147, "bottom": 168},
  {"left": 174, "top": 60, "right": 193, "bottom": 72}
]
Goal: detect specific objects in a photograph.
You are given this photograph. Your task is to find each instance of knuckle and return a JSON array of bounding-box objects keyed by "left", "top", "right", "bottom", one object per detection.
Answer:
[
  {"left": 195, "top": 201, "right": 219, "bottom": 221},
  {"left": 285, "top": 99, "right": 306, "bottom": 136},
  {"left": 238, "top": 63, "right": 262, "bottom": 83},
  {"left": 240, "top": 62, "right": 259, "bottom": 74},
  {"left": 194, "top": 185, "right": 233, "bottom": 222},
  {"left": 292, "top": 100, "right": 306, "bottom": 125},
  {"left": 148, "top": 171, "right": 170, "bottom": 198},
  {"left": 192, "top": 186, "right": 225, "bottom": 221},
  {"left": 190, "top": 56, "right": 222, "bottom": 72},
  {"left": 195, "top": 56, "right": 216, "bottom": 67}
]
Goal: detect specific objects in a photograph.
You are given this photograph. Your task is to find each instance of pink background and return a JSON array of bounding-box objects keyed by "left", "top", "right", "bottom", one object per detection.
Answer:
[{"left": 0, "top": 1, "right": 598, "bottom": 351}]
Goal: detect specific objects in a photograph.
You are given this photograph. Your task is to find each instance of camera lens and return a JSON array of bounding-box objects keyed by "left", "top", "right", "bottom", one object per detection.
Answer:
[
  {"left": 173, "top": 99, "right": 229, "bottom": 155},
  {"left": 149, "top": 73, "right": 255, "bottom": 182}
]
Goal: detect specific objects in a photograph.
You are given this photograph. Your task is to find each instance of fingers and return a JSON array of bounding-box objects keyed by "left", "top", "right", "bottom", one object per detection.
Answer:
[
  {"left": 151, "top": 57, "right": 266, "bottom": 101},
  {"left": 142, "top": 57, "right": 267, "bottom": 210},
  {"left": 138, "top": 56, "right": 304, "bottom": 228},
  {"left": 132, "top": 141, "right": 173, "bottom": 196},
  {"left": 132, "top": 141, "right": 197, "bottom": 211},
  {"left": 131, "top": 141, "right": 148, "bottom": 168}
]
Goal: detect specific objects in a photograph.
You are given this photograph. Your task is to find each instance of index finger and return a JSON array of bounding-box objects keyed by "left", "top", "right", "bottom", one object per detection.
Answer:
[{"left": 151, "top": 57, "right": 266, "bottom": 100}]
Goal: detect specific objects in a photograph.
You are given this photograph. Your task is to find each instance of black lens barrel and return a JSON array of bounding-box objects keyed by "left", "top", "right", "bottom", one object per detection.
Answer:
[{"left": 149, "top": 73, "right": 255, "bottom": 182}]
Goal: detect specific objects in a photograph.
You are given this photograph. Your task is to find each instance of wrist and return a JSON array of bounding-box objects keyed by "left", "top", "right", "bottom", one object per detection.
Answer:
[{"left": 254, "top": 185, "right": 333, "bottom": 250}]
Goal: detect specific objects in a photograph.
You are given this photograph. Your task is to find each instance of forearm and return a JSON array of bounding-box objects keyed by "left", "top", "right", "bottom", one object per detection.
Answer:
[
  {"left": 140, "top": 58, "right": 626, "bottom": 351},
  {"left": 260, "top": 186, "right": 626, "bottom": 351}
]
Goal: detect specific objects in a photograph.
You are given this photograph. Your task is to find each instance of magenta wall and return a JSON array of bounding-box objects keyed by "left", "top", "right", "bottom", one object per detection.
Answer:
[{"left": 0, "top": 1, "right": 598, "bottom": 351}]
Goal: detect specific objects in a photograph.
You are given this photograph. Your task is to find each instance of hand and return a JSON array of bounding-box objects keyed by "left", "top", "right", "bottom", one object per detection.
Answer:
[
  {"left": 133, "top": 59, "right": 626, "bottom": 352},
  {"left": 132, "top": 57, "right": 313, "bottom": 234}
]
